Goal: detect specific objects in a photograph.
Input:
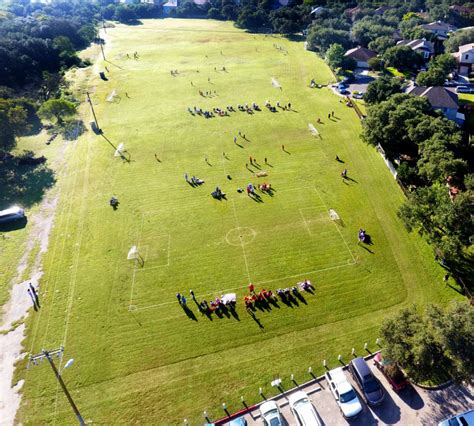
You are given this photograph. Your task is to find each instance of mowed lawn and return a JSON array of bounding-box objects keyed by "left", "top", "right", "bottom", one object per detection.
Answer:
[{"left": 16, "top": 19, "right": 456, "bottom": 424}]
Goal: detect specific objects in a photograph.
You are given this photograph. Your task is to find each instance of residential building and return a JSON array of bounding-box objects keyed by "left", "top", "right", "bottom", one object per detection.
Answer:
[
  {"left": 397, "top": 38, "right": 434, "bottom": 60},
  {"left": 449, "top": 5, "right": 473, "bottom": 16},
  {"left": 453, "top": 43, "right": 474, "bottom": 76},
  {"left": 421, "top": 21, "right": 457, "bottom": 40},
  {"left": 407, "top": 86, "right": 459, "bottom": 121},
  {"left": 163, "top": 0, "right": 177, "bottom": 15},
  {"left": 374, "top": 6, "right": 392, "bottom": 16},
  {"left": 344, "top": 46, "right": 377, "bottom": 68}
]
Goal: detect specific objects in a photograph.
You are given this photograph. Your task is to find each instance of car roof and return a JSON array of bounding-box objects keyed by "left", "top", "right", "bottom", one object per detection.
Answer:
[
  {"left": 288, "top": 390, "right": 309, "bottom": 405},
  {"left": 260, "top": 400, "right": 278, "bottom": 413},
  {"left": 351, "top": 357, "right": 371, "bottom": 376},
  {"left": 328, "top": 368, "right": 352, "bottom": 392},
  {"left": 0, "top": 206, "right": 23, "bottom": 216}
]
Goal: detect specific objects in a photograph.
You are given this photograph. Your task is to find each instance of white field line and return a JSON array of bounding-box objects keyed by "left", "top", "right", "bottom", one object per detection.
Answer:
[
  {"left": 313, "top": 185, "right": 357, "bottom": 264},
  {"left": 299, "top": 208, "right": 312, "bottom": 236}
]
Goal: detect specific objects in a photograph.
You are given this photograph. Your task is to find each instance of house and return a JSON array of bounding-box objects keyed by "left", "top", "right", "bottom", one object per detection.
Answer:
[
  {"left": 310, "top": 6, "right": 325, "bottom": 17},
  {"left": 449, "top": 5, "right": 473, "bottom": 16},
  {"left": 163, "top": 0, "right": 177, "bottom": 15},
  {"left": 374, "top": 6, "right": 392, "bottom": 16},
  {"left": 345, "top": 6, "right": 362, "bottom": 22},
  {"left": 421, "top": 21, "right": 457, "bottom": 40},
  {"left": 453, "top": 43, "right": 474, "bottom": 76},
  {"left": 407, "top": 86, "right": 459, "bottom": 121},
  {"left": 397, "top": 38, "right": 434, "bottom": 60},
  {"left": 344, "top": 47, "right": 377, "bottom": 68}
]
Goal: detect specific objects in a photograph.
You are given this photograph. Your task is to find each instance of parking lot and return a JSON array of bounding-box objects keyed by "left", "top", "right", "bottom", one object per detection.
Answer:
[{"left": 225, "top": 356, "right": 473, "bottom": 425}]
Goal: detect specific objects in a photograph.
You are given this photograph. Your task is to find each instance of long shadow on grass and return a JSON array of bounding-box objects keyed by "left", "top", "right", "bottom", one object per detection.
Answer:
[
  {"left": 0, "top": 158, "right": 55, "bottom": 210},
  {"left": 182, "top": 304, "right": 197, "bottom": 321}
]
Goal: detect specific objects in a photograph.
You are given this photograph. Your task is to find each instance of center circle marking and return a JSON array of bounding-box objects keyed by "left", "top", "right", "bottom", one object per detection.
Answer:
[{"left": 225, "top": 227, "right": 256, "bottom": 246}]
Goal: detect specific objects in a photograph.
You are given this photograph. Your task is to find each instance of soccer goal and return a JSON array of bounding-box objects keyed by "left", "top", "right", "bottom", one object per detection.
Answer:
[
  {"left": 106, "top": 89, "right": 120, "bottom": 103},
  {"left": 127, "top": 245, "right": 144, "bottom": 267},
  {"left": 329, "top": 209, "right": 340, "bottom": 221},
  {"left": 308, "top": 123, "right": 319, "bottom": 137},
  {"left": 271, "top": 77, "right": 281, "bottom": 89}
]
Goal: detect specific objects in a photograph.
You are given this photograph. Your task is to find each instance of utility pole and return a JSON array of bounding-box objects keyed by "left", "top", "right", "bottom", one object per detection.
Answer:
[
  {"left": 30, "top": 347, "right": 85, "bottom": 426},
  {"left": 86, "top": 92, "right": 100, "bottom": 132},
  {"left": 102, "top": 18, "right": 107, "bottom": 34},
  {"left": 99, "top": 42, "right": 106, "bottom": 61}
]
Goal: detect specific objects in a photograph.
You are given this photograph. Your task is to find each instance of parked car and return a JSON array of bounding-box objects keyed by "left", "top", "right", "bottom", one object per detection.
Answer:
[
  {"left": 325, "top": 367, "right": 363, "bottom": 418},
  {"left": 229, "top": 416, "right": 247, "bottom": 426},
  {"left": 288, "top": 390, "right": 321, "bottom": 426},
  {"left": 438, "top": 408, "right": 474, "bottom": 426},
  {"left": 260, "top": 400, "right": 282, "bottom": 426},
  {"left": 0, "top": 206, "right": 26, "bottom": 224},
  {"left": 349, "top": 357, "right": 384, "bottom": 406},
  {"left": 373, "top": 352, "right": 409, "bottom": 392},
  {"left": 456, "top": 85, "right": 473, "bottom": 94},
  {"left": 352, "top": 92, "right": 364, "bottom": 99}
]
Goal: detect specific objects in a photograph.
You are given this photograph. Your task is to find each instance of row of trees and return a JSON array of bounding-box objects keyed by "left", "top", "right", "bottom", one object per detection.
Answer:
[
  {"left": 381, "top": 302, "right": 473, "bottom": 383},
  {"left": 362, "top": 78, "right": 473, "bottom": 285}
]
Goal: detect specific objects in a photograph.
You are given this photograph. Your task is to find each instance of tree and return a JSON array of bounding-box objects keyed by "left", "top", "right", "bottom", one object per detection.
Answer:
[
  {"left": 444, "top": 28, "right": 474, "bottom": 53},
  {"left": 114, "top": 5, "right": 138, "bottom": 23},
  {"left": 368, "top": 35, "right": 395, "bottom": 55},
  {"left": 351, "top": 18, "right": 394, "bottom": 47},
  {"left": 0, "top": 99, "right": 28, "bottom": 152},
  {"left": 416, "top": 54, "right": 457, "bottom": 86},
  {"left": 306, "top": 27, "right": 351, "bottom": 53},
  {"left": 39, "top": 98, "right": 76, "bottom": 124},
  {"left": 381, "top": 302, "right": 474, "bottom": 384},
  {"left": 384, "top": 45, "right": 423, "bottom": 70},
  {"left": 364, "top": 76, "right": 402, "bottom": 104},
  {"left": 325, "top": 43, "right": 345, "bottom": 69},
  {"left": 367, "top": 57, "right": 383, "bottom": 71}
]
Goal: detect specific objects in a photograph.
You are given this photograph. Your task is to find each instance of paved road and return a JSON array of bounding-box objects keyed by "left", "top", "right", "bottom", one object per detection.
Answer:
[
  {"left": 347, "top": 74, "right": 375, "bottom": 96},
  {"left": 224, "top": 358, "right": 473, "bottom": 425}
]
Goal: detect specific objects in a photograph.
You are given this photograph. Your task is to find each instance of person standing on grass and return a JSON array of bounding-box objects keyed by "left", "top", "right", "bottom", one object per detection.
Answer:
[
  {"left": 248, "top": 283, "right": 255, "bottom": 293},
  {"left": 281, "top": 144, "right": 285, "bottom": 151},
  {"left": 184, "top": 173, "right": 188, "bottom": 182},
  {"left": 27, "top": 289, "right": 37, "bottom": 311},
  {"left": 234, "top": 136, "right": 237, "bottom": 144},
  {"left": 181, "top": 296, "right": 187, "bottom": 305},
  {"left": 190, "top": 289, "right": 195, "bottom": 300},
  {"left": 176, "top": 293, "right": 182, "bottom": 303}
]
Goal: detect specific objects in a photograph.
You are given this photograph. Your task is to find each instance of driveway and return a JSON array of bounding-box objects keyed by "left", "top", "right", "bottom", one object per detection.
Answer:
[
  {"left": 223, "top": 356, "right": 473, "bottom": 425},
  {"left": 347, "top": 73, "right": 376, "bottom": 96}
]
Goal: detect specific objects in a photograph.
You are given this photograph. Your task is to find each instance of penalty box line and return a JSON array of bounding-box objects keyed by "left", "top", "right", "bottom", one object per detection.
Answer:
[
  {"left": 128, "top": 261, "right": 356, "bottom": 312},
  {"left": 312, "top": 185, "right": 357, "bottom": 264}
]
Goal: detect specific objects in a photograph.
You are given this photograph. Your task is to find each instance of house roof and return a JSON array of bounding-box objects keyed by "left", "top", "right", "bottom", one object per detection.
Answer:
[
  {"left": 344, "top": 46, "right": 377, "bottom": 62},
  {"left": 310, "top": 6, "right": 324, "bottom": 15},
  {"left": 421, "top": 21, "right": 457, "bottom": 32},
  {"left": 408, "top": 86, "right": 459, "bottom": 110},
  {"left": 449, "top": 5, "right": 472, "bottom": 14},
  {"left": 397, "top": 38, "right": 434, "bottom": 52},
  {"left": 458, "top": 43, "right": 474, "bottom": 54},
  {"left": 374, "top": 6, "right": 392, "bottom": 15}
]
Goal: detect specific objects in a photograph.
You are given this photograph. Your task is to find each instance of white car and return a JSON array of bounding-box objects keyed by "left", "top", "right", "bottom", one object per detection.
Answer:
[
  {"left": 439, "top": 409, "right": 474, "bottom": 426},
  {"left": 325, "top": 367, "right": 363, "bottom": 418},
  {"left": 260, "top": 400, "right": 282, "bottom": 426},
  {"left": 288, "top": 390, "right": 321, "bottom": 426}
]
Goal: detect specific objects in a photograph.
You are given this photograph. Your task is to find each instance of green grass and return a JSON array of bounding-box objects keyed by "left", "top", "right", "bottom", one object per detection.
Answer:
[
  {"left": 458, "top": 93, "right": 474, "bottom": 105},
  {"left": 13, "top": 19, "right": 459, "bottom": 424}
]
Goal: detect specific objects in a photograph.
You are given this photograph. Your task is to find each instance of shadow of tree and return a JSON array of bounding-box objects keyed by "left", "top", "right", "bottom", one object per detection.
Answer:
[{"left": 0, "top": 159, "right": 56, "bottom": 209}]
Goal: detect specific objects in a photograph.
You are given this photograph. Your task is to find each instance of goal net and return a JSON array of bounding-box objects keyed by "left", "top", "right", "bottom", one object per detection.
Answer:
[
  {"left": 329, "top": 209, "right": 340, "bottom": 221},
  {"left": 271, "top": 78, "right": 281, "bottom": 89},
  {"left": 127, "top": 245, "right": 139, "bottom": 260},
  {"left": 114, "top": 143, "right": 125, "bottom": 157},
  {"left": 106, "top": 89, "right": 118, "bottom": 102},
  {"left": 308, "top": 123, "right": 319, "bottom": 136}
]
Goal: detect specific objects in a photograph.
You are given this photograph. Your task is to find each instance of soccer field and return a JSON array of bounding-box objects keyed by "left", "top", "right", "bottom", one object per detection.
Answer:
[{"left": 16, "top": 19, "right": 453, "bottom": 424}]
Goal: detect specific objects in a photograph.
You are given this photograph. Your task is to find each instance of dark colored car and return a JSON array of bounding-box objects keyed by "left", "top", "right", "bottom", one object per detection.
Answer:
[
  {"left": 349, "top": 357, "right": 384, "bottom": 406},
  {"left": 373, "top": 352, "right": 409, "bottom": 392}
]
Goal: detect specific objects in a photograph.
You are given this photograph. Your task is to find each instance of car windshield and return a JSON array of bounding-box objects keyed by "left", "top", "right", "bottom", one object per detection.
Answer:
[
  {"left": 364, "top": 379, "right": 380, "bottom": 393},
  {"left": 340, "top": 389, "right": 357, "bottom": 403},
  {"left": 294, "top": 397, "right": 309, "bottom": 408},
  {"left": 269, "top": 417, "right": 281, "bottom": 426}
]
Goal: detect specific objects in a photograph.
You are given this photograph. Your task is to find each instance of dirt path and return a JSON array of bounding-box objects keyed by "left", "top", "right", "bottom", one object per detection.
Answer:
[
  {"left": 0, "top": 194, "right": 58, "bottom": 425},
  {"left": 0, "top": 26, "right": 109, "bottom": 425}
]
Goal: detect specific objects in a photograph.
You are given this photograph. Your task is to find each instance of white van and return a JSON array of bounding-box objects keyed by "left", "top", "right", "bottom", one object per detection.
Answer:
[{"left": 0, "top": 206, "right": 26, "bottom": 223}]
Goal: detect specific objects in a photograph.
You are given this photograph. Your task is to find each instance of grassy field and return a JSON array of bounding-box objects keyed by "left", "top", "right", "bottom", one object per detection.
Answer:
[{"left": 13, "top": 19, "right": 459, "bottom": 424}]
